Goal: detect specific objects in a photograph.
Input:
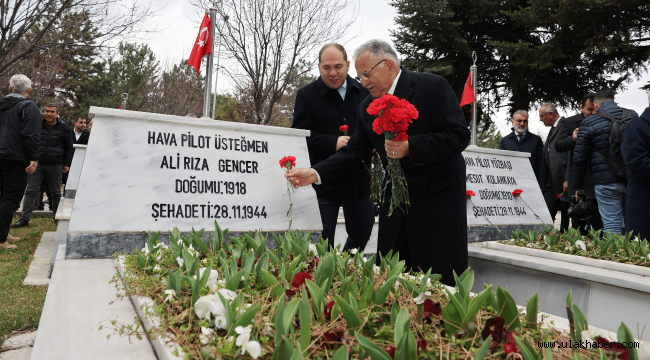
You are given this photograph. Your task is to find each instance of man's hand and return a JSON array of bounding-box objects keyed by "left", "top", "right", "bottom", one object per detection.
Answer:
[
  {"left": 25, "top": 161, "right": 37, "bottom": 174},
  {"left": 563, "top": 180, "right": 568, "bottom": 192},
  {"left": 572, "top": 128, "right": 579, "bottom": 142},
  {"left": 385, "top": 140, "right": 409, "bottom": 159},
  {"left": 336, "top": 136, "right": 350, "bottom": 151},
  {"left": 287, "top": 168, "right": 318, "bottom": 188},
  {"left": 63, "top": 166, "right": 70, "bottom": 173}
]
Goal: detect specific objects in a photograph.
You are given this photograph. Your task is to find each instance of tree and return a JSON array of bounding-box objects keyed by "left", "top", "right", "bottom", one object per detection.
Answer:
[
  {"left": 0, "top": 0, "right": 158, "bottom": 76},
  {"left": 475, "top": 122, "right": 502, "bottom": 149},
  {"left": 390, "top": 0, "right": 650, "bottom": 125},
  {"left": 190, "top": 0, "right": 356, "bottom": 125}
]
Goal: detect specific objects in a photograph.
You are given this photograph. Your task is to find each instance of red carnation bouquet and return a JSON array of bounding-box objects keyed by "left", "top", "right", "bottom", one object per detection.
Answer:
[
  {"left": 339, "top": 125, "right": 348, "bottom": 136},
  {"left": 367, "top": 94, "right": 418, "bottom": 216}
]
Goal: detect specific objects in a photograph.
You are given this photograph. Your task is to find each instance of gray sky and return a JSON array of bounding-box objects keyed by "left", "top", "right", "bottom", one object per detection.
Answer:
[{"left": 140, "top": 0, "right": 649, "bottom": 137}]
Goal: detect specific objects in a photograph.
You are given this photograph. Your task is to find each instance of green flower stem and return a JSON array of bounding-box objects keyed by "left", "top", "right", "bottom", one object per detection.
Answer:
[
  {"left": 517, "top": 196, "right": 548, "bottom": 227},
  {"left": 383, "top": 133, "right": 410, "bottom": 217},
  {"left": 468, "top": 198, "right": 506, "bottom": 240},
  {"left": 285, "top": 166, "right": 293, "bottom": 231}
]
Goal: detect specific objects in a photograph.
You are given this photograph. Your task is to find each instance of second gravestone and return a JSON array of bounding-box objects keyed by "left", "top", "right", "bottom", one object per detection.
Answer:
[
  {"left": 464, "top": 145, "right": 553, "bottom": 242},
  {"left": 66, "top": 107, "right": 322, "bottom": 258}
]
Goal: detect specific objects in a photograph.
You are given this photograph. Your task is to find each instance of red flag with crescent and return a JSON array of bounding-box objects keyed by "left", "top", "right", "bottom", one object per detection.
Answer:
[
  {"left": 187, "top": 14, "right": 212, "bottom": 75},
  {"left": 460, "top": 73, "right": 476, "bottom": 107}
]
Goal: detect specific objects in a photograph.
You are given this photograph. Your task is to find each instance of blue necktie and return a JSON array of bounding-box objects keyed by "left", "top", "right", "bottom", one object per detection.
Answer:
[
  {"left": 517, "top": 135, "right": 523, "bottom": 143},
  {"left": 337, "top": 86, "right": 346, "bottom": 101}
]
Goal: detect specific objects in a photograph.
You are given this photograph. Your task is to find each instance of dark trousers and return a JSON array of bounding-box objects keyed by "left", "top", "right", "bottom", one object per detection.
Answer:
[
  {"left": 317, "top": 196, "right": 375, "bottom": 251},
  {"left": 20, "top": 164, "right": 63, "bottom": 222},
  {"left": 543, "top": 178, "right": 569, "bottom": 232},
  {"left": 0, "top": 160, "right": 29, "bottom": 242}
]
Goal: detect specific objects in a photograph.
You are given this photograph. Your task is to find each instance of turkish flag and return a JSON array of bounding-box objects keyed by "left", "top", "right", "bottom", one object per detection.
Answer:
[
  {"left": 460, "top": 73, "right": 476, "bottom": 107},
  {"left": 187, "top": 14, "right": 212, "bottom": 76}
]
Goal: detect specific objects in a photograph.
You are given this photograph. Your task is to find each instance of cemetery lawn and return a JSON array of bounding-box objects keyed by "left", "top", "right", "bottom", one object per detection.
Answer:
[{"left": 0, "top": 217, "right": 56, "bottom": 343}]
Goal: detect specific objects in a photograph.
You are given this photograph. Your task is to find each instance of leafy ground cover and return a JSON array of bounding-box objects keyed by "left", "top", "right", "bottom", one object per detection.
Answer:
[
  {"left": 112, "top": 222, "right": 644, "bottom": 359},
  {"left": 0, "top": 216, "right": 56, "bottom": 345},
  {"left": 499, "top": 228, "right": 650, "bottom": 268}
]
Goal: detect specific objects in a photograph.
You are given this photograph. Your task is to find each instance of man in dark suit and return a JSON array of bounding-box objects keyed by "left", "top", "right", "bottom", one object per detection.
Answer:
[
  {"left": 540, "top": 103, "right": 570, "bottom": 231},
  {"left": 288, "top": 39, "right": 470, "bottom": 285},
  {"left": 62, "top": 116, "right": 90, "bottom": 187},
  {"left": 71, "top": 117, "right": 90, "bottom": 145},
  {"left": 555, "top": 94, "right": 603, "bottom": 232},
  {"left": 498, "top": 110, "right": 544, "bottom": 187},
  {"left": 291, "top": 44, "right": 374, "bottom": 252}
]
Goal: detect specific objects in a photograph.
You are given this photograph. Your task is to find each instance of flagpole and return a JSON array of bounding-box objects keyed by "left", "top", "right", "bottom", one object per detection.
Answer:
[
  {"left": 211, "top": 1, "right": 222, "bottom": 120},
  {"left": 470, "top": 51, "right": 477, "bottom": 146},
  {"left": 202, "top": 8, "right": 216, "bottom": 118}
]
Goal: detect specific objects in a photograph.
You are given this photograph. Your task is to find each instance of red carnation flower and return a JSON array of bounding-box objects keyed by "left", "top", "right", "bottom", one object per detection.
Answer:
[
  {"left": 466, "top": 190, "right": 476, "bottom": 199},
  {"left": 422, "top": 299, "right": 442, "bottom": 322},
  {"left": 557, "top": 193, "right": 561, "bottom": 199},
  {"left": 279, "top": 156, "right": 297, "bottom": 169},
  {"left": 291, "top": 272, "right": 314, "bottom": 288},
  {"left": 339, "top": 124, "right": 349, "bottom": 136},
  {"left": 512, "top": 189, "right": 523, "bottom": 198}
]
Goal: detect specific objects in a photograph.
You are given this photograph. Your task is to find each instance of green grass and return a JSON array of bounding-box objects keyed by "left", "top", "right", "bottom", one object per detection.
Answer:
[{"left": 0, "top": 216, "right": 56, "bottom": 343}]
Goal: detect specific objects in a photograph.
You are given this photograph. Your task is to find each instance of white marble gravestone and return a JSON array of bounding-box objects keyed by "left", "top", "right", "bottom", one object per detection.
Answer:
[
  {"left": 66, "top": 107, "right": 322, "bottom": 258},
  {"left": 463, "top": 145, "right": 552, "bottom": 242}
]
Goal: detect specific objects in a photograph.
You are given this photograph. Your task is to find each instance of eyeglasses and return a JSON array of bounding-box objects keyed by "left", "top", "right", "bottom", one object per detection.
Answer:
[
  {"left": 514, "top": 119, "right": 528, "bottom": 123},
  {"left": 355, "top": 59, "right": 386, "bottom": 82},
  {"left": 540, "top": 112, "right": 552, "bottom": 119}
]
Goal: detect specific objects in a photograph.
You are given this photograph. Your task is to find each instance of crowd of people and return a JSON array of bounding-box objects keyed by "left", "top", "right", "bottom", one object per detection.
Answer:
[
  {"left": 0, "top": 74, "right": 90, "bottom": 250},
  {"left": 499, "top": 90, "right": 650, "bottom": 240}
]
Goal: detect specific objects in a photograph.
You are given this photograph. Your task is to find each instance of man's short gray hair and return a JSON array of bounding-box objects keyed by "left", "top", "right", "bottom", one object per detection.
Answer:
[
  {"left": 512, "top": 110, "right": 528, "bottom": 121},
  {"left": 353, "top": 39, "right": 400, "bottom": 67},
  {"left": 10, "top": 74, "right": 31, "bottom": 93},
  {"left": 541, "top": 103, "right": 557, "bottom": 114}
]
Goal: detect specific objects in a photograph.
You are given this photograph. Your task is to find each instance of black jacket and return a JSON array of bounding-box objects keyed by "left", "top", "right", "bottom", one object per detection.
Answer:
[
  {"left": 292, "top": 75, "right": 371, "bottom": 201},
  {"left": 621, "top": 106, "right": 650, "bottom": 241},
  {"left": 498, "top": 130, "right": 544, "bottom": 187},
  {"left": 0, "top": 93, "right": 41, "bottom": 162},
  {"left": 71, "top": 129, "right": 90, "bottom": 145},
  {"left": 313, "top": 67, "right": 471, "bottom": 285},
  {"left": 543, "top": 118, "right": 570, "bottom": 196},
  {"left": 555, "top": 112, "right": 595, "bottom": 195},
  {"left": 38, "top": 118, "right": 74, "bottom": 166},
  {"left": 573, "top": 101, "right": 638, "bottom": 189}
]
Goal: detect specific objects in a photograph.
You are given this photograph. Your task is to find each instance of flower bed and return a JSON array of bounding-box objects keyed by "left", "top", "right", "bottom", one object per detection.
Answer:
[
  {"left": 112, "top": 222, "right": 645, "bottom": 359},
  {"left": 499, "top": 228, "right": 650, "bottom": 268}
]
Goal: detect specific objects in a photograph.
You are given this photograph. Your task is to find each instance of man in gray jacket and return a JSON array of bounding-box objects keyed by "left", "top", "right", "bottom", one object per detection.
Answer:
[{"left": 0, "top": 74, "right": 41, "bottom": 249}]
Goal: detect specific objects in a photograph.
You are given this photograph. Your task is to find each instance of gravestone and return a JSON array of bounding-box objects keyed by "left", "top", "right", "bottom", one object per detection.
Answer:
[
  {"left": 66, "top": 107, "right": 322, "bottom": 258},
  {"left": 463, "top": 145, "right": 552, "bottom": 242}
]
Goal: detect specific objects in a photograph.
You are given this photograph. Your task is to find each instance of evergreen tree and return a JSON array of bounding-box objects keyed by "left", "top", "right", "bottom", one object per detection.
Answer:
[{"left": 391, "top": 0, "right": 650, "bottom": 125}]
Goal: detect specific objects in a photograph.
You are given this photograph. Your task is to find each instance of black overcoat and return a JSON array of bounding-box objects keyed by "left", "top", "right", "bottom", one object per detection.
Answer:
[
  {"left": 543, "top": 118, "right": 569, "bottom": 196},
  {"left": 71, "top": 129, "right": 90, "bottom": 145},
  {"left": 292, "top": 75, "right": 371, "bottom": 201},
  {"left": 621, "top": 106, "right": 650, "bottom": 241},
  {"left": 313, "top": 67, "right": 470, "bottom": 285},
  {"left": 498, "top": 131, "right": 544, "bottom": 187},
  {"left": 555, "top": 113, "right": 597, "bottom": 196}
]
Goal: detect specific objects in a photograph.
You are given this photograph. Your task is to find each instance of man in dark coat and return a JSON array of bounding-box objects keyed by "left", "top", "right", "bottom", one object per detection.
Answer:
[
  {"left": 62, "top": 116, "right": 90, "bottom": 186},
  {"left": 540, "top": 103, "right": 570, "bottom": 231},
  {"left": 288, "top": 39, "right": 470, "bottom": 286},
  {"left": 0, "top": 74, "right": 41, "bottom": 249},
  {"left": 11, "top": 103, "right": 73, "bottom": 228},
  {"left": 291, "top": 43, "right": 374, "bottom": 252},
  {"left": 573, "top": 90, "right": 637, "bottom": 235},
  {"left": 555, "top": 94, "right": 603, "bottom": 232},
  {"left": 621, "top": 97, "right": 650, "bottom": 240},
  {"left": 498, "top": 110, "right": 544, "bottom": 188}
]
